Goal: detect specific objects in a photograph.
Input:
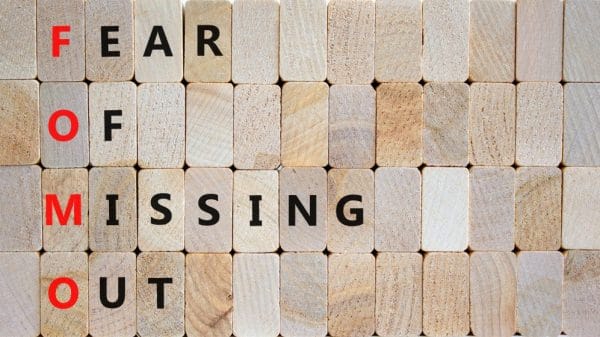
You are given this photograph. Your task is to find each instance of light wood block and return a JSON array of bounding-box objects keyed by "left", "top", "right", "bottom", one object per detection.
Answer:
[
  {"left": 0, "top": 253, "right": 39, "bottom": 337},
  {"left": 327, "top": 169, "right": 374, "bottom": 253},
  {"left": 0, "top": 0, "right": 36, "bottom": 79},
  {"left": 329, "top": 85, "right": 376, "bottom": 168},
  {"left": 184, "top": 0, "right": 231, "bottom": 82},
  {"left": 85, "top": 0, "right": 134, "bottom": 81},
  {"left": 328, "top": 254, "right": 375, "bottom": 337},
  {"left": 516, "top": 0, "right": 563, "bottom": 81},
  {"left": 89, "top": 167, "right": 137, "bottom": 252},
  {"left": 469, "top": 167, "right": 515, "bottom": 251},
  {"left": 233, "top": 253, "right": 279, "bottom": 337},
  {"left": 422, "top": 167, "right": 468, "bottom": 252},
  {"left": 516, "top": 251, "right": 563, "bottom": 337},
  {"left": 563, "top": 167, "right": 600, "bottom": 249},
  {"left": 186, "top": 83, "right": 233, "bottom": 167},
  {"left": 41, "top": 252, "right": 88, "bottom": 337},
  {"left": 563, "top": 250, "right": 600, "bottom": 337},
  {"left": 185, "top": 168, "right": 232, "bottom": 253},
  {"left": 40, "top": 82, "right": 89, "bottom": 168},
  {"left": 137, "top": 83, "right": 185, "bottom": 168},
  {"left": 233, "top": 170, "right": 279, "bottom": 253},
  {"left": 186, "top": 254, "right": 232, "bottom": 337},
  {"left": 0, "top": 80, "right": 39, "bottom": 165},
  {"left": 281, "top": 82, "right": 329, "bottom": 167},
  {"left": 375, "top": 168, "right": 421, "bottom": 252},
  {"left": 37, "top": 0, "right": 85, "bottom": 81},
  {"left": 233, "top": 84, "right": 280, "bottom": 169},
  {"left": 232, "top": 0, "right": 279, "bottom": 84},
  {"left": 138, "top": 169, "right": 184, "bottom": 251},
  {"left": 89, "top": 252, "right": 136, "bottom": 337},
  {"left": 327, "top": 0, "right": 375, "bottom": 84},
  {"left": 423, "top": 83, "right": 469, "bottom": 167},
  {"left": 515, "top": 167, "right": 562, "bottom": 251},
  {"left": 564, "top": 0, "right": 600, "bottom": 81},
  {"left": 516, "top": 82, "right": 563, "bottom": 166},
  {"left": 134, "top": 0, "right": 183, "bottom": 82},
  {"left": 137, "top": 252, "right": 185, "bottom": 337},
  {"left": 375, "top": 253, "right": 422, "bottom": 337},
  {"left": 280, "top": 252, "right": 327, "bottom": 337},
  {"left": 0, "top": 165, "right": 41, "bottom": 251},
  {"left": 564, "top": 83, "right": 600, "bottom": 166}
]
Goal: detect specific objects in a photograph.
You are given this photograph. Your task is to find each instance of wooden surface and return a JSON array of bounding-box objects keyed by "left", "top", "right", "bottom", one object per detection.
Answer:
[
  {"left": 0, "top": 0, "right": 36, "bottom": 79},
  {"left": 0, "top": 253, "right": 39, "bottom": 337},
  {"left": 564, "top": 83, "right": 600, "bottom": 166},
  {"left": 0, "top": 80, "right": 39, "bottom": 165},
  {"left": 563, "top": 167, "right": 600, "bottom": 249},
  {"left": 564, "top": 0, "right": 600, "bottom": 81},
  {"left": 563, "top": 250, "right": 600, "bottom": 337}
]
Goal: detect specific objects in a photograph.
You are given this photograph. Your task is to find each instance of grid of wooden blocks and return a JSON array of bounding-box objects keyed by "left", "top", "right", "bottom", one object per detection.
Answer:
[{"left": 2, "top": 0, "right": 600, "bottom": 336}]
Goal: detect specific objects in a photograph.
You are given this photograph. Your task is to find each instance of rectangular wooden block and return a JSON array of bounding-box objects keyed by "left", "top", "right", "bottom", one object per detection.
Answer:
[
  {"left": 328, "top": 254, "right": 375, "bottom": 337},
  {"left": 376, "top": 253, "right": 422, "bottom": 337},
  {"left": 563, "top": 167, "right": 600, "bottom": 249},
  {"left": 184, "top": 0, "right": 231, "bottom": 82},
  {"left": 41, "top": 252, "right": 88, "bottom": 337},
  {"left": 138, "top": 83, "right": 185, "bottom": 168},
  {"left": 0, "top": 80, "right": 39, "bottom": 165},
  {"left": 0, "top": 0, "right": 36, "bottom": 79},
  {"left": 186, "top": 83, "right": 233, "bottom": 167},
  {"left": 563, "top": 250, "right": 600, "bottom": 337},
  {"left": 85, "top": 0, "right": 134, "bottom": 81},
  {"left": 280, "top": 252, "right": 327, "bottom": 337},
  {"left": 281, "top": 82, "right": 329, "bottom": 167},
  {"left": 564, "top": 0, "right": 600, "bottom": 81},
  {"left": 515, "top": 167, "right": 562, "bottom": 251},
  {"left": 233, "top": 85, "right": 280, "bottom": 169},
  {"left": 134, "top": 0, "right": 183, "bottom": 82},
  {"left": 0, "top": 253, "right": 39, "bottom": 337},
  {"left": 329, "top": 85, "right": 376, "bottom": 168},
  {"left": 138, "top": 169, "right": 184, "bottom": 251},
  {"left": 137, "top": 252, "right": 185, "bottom": 337},
  {"left": 233, "top": 253, "right": 279, "bottom": 337},
  {"left": 40, "top": 82, "right": 89, "bottom": 168},
  {"left": 89, "top": 252, "right": 136, "bottom": 337},
  {"left": 563, "top": 83, "right": 600, "bottom": 166}
]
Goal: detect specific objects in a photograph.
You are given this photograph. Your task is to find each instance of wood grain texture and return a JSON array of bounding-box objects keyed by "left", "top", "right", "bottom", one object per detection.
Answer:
[
  {"left": 0, "top": 80, "right": 39, "bottom": 165},
  {"left": 563, "top": 167, "right": 600, "bottom": 249},
  {"left": 563, "top": 250, "right": 600, "bottom": 337},
  {"left": 0, "top": 253, "right": 39, "bottom": 337},
  {"left": 563, "top": 83, "right": 600, "bottom": 166},
  {"left": 0, "top": 0, "right": 36, "bottom": 79},
  {"left": 564, "top": 0, "right": 600, "bottom": 81}
]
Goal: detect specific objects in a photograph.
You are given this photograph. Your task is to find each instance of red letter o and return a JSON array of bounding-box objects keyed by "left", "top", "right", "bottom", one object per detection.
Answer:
[
  {"left": 48, "top": 109, "right": 79, "bottom": 142},
  {"left": 48, "top": 277, "right": 79, "bottom": 309}
]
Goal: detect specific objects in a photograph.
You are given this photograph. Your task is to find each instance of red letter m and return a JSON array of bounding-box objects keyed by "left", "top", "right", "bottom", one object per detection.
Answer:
[{"left": 45, "top": 194, "right": 82, "bottom": 226}]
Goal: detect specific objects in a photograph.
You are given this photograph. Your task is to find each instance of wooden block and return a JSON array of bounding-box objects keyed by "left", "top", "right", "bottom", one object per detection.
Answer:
[
  {"left": 423, "top": 83, "right": 469, "bottom": 167},
  {"left": 138, "top": 83, "right": 185, "bottom": 168},
  {"left": 37, "top": 0, "right": 85, "bottom": 81},
  {"left": 233, "top": 253, "right": 279, "bottom": 337},
  {"left": 40, "top": 82, "right": 89, "bottom": 168},
  {"left": 0, "top": 80, "right": 39, "bottom": 165},
  {"left": 186, "top": 83, "right": 233, "bottom": 167},
  {"left": 563, "top": 250, "right": 600, "bottom": 336},
  {"left": 0, "top": 165, "right": 41, "bottom": 251},
  {"left": 138, "top": 169, "right": 184, "bottom": 251},
  {"left": 375, "top": 253, "right": 422, "bottom": 337},
  {"left": 89, "top": 82, "right": 137, "bottom": 167},
  {"left": 89, "top": 167, "right": 137, "bottom": 252},
  {"left": 0, "top": 0, "right": 36, "bottom": 79},
  {"left": 329, "top": 85, "right": 376, "bottom": 168},
  {"left": 515, "top": 167, "right": 562, "bottom": 251},
  {"left": 85, "top": 0, "right": 134, "bottom": 81},
  {"left": 516, "top": 82, "right": 563, "bottom": 166},
  {"left": 564, "top": 0, "right": 600, "bottom": 81},
  {"left": 0, "top": 253, "right": 39, "bottom": 337},
  {"left": 42, "top": 168, "right": 88, "bottom": 252},
  {"left": 422, "top": 167, "right": 468, "bottom": 252},
  {"left": 469, "top": 0, "right": 516, "bottom": 82},
  {"left": 564, "top": 83, "right": 600, "bottom": 166},
  {"left": 186, "top": 254, "right": 232, "bottom": 337},
  {"left": 469, "top": 167, "right": 515, "bottom": 251},
  {"left": 232, "top": 0, "right": 279, "bottom": 84},
  {"left": 423, "top": 0, "right": 469, "bottom": 82},
  {"left": 563, "top": 167, "right": 600, "bottom": 249},
  {"left": 327, "top": 169, "right": 374, "bottom": 253},
  {"left": 469, "top": 83, "right": 516, "bottom": 166},
  {"left": 376, "top": 83, "right": 423, "bottom": 167},
  {"left": 375, "top": 168, "right": 421, "bottom": 252},
  {"left": 184, "top": 0, "right": 231, "bottom": 82},
  {"left": 515, "top": 0, "right": 563, "bottom": 81},
  {"left": 185, "top": 168, "right": 232, "bottom": 253},
  {"left": 281, "top": 82, "right": 329, "bottom": 167},
  {"left": 41, "top": 252, "right": 88, "bottom": 337},
  {"left": 328, "top": 253, "right": 375, "bottom": 337},
  {"left": 516, "top": 251, "right": 563, "bottom": 337},
  {"left": 137, "top": 252, "right": 185, "bottom": 337},
  {"left": 89, "top": 252, "right": 136, "bottom": 337},
  {"left": 280, "top": 252, "right": 327, "bottom": 337},
  {"left": 327, "top": 0, "right": 375, "bottom": 84},
  {"left": 280, "top": 167, "right": 327, "bottom": 252},
  {"left": 233, "top": 170, "right": 279, "bottom": 253},
  {"left": 233, "top": 85, "right": 280, "bottom": 169},
  {"left": 134, "top": 0, "right": 183, "bottom": 82}
]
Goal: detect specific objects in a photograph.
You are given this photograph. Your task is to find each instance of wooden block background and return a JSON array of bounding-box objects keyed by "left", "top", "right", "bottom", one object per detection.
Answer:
[
  {"left": 563, "top": 83, "right": 600, "bottom": 166},
  {"left": 0, "top": 80, "right": 39, "bottom": 165},
  {"left": 0, "top": 252, "right": 39, "bottom": 337},
  {"left": 564, "top": 0, "right": 600, "bottom": 81},
  {"left": 0, "top": 0, "right": 36, "bottom": 79},
  {"left": 563, "top": 250, "right": 600, "bottom": 337},
  {"left": 563, "top": 167, "right": 600, "bottom": 249}
]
